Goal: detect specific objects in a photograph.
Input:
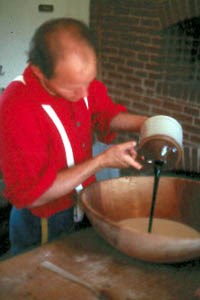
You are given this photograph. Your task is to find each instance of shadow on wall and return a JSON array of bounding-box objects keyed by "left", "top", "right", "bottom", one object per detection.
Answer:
[{"left": 0, "top": 180, "right": 11, "bottom": 256}]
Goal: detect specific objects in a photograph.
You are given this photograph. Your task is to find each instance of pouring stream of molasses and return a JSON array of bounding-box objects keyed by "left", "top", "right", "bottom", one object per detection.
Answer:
[{"left": 148, "top": 160, "right": 164, "bottom": 233}]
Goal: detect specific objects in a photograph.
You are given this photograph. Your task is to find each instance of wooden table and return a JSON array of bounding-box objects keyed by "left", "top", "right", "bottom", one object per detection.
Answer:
[{"left": 0, "top": 228, "right": 199, "bottom": 300}]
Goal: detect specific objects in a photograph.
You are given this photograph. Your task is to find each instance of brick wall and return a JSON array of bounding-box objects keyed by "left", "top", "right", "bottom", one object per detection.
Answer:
[{"left": 90, "top": 0, "right": 200, "bottom": 173}]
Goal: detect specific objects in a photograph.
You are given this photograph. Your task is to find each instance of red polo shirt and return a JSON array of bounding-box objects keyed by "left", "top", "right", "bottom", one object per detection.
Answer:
[{"left": 0, "top": 65, "right": 126, "bottom": 217}]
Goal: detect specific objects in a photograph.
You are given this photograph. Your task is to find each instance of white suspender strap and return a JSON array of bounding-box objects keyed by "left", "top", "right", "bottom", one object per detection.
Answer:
[
  {"left": 42, "top": 104, "right": 75, "bottom": 167},
  {"left": 13, "top": 75, "right": 26, "bottom": 85},
  {"left": 83, "top": 96, "right": 89, "bottom": 110},
  {"left": 41, "top": 104, "right": 84, "bottom": 222}
]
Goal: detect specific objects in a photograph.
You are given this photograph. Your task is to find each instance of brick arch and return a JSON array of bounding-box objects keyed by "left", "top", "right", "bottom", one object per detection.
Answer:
[{"left": 159, "top": 0, "right": 200, "bottom": 29}]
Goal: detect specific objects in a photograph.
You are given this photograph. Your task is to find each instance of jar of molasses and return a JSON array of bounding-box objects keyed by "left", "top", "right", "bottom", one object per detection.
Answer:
[{"left": 138, "top": 115, "right": 183, "bottom": 169}]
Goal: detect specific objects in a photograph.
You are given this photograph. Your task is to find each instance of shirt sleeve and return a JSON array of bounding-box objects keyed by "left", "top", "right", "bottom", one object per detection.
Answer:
[
  {"left": 0, "top": 87, "right": 56, "bottom": 208},
  {"left": 89, "top": 80, "right": 127, "bottom": 143}
]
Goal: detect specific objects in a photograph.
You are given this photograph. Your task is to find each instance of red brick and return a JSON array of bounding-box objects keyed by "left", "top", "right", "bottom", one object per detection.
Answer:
[{"left": 184, "top": 106, "right": 200, "bottom": 117}]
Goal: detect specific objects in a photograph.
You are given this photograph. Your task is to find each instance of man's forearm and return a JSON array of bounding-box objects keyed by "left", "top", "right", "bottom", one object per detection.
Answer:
[
  {"left": 110, "top": 112, "right": 147, "bottom": 132},
  {"left": 29, "top": 112, "right": 147, "bottom": 209},
  {"left": 28, "top": 155, "right": 103, "bottom": 208}
]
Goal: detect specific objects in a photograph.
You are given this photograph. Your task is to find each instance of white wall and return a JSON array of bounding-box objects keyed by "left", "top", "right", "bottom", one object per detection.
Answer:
[{"left": 0, "top": 0, "right": 90, "bottom": 89}]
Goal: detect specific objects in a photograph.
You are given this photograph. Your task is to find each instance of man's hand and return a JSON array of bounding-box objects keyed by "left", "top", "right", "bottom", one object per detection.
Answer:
[{"left": 98, "top": 141, "right": 142, "bottom": 170}]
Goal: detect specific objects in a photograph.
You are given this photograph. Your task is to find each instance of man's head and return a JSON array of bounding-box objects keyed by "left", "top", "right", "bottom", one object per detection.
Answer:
[{"left": 28, "top": 18, "right": 97, "bottom": 101}]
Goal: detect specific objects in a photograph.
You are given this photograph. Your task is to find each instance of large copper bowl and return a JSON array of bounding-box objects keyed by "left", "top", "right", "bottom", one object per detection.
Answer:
[{"left": 80, "top": 176, "right": 200, "bottom": 263}]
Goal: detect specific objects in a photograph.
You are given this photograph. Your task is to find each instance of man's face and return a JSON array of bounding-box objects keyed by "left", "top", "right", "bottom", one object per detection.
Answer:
[{"left": 43, "top": 48, "right": 97, "bottom": 101}]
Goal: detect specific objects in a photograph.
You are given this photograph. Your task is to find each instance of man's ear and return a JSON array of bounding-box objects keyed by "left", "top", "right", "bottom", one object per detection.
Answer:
[{"left": 30, "top": 65, "right": 45, "bottom": 82}]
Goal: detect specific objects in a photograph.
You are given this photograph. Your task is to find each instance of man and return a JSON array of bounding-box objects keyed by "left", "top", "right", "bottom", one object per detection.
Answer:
[{"left": 0, "top": 18, "right": 147, "bottom": 254}]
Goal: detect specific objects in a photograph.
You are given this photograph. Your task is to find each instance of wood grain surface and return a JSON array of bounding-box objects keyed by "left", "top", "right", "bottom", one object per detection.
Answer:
[{"left": 0, "top": 228, "right": 199, "bottom": 300}]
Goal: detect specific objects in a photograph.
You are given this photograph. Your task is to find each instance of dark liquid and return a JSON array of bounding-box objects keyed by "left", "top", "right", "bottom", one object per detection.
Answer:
[
  {"left": 139, "top": 139, "right": 179, "bottom": 170},
  {"left": 148, "top": 160, "right": 164, "bottom": 233},
  {"left": 138, "top": 140, "right": 181, "bottom": 233}
]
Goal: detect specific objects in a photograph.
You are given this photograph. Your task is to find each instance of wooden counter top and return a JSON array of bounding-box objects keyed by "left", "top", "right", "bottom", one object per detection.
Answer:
[{"left": 0, "top": 228, "right": 199, "bottom": 300}]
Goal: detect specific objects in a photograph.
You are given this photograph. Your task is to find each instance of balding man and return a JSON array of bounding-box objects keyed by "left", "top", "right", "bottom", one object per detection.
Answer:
[{"left": 0, "top": 18, "right": 147, "bottom": 254}]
